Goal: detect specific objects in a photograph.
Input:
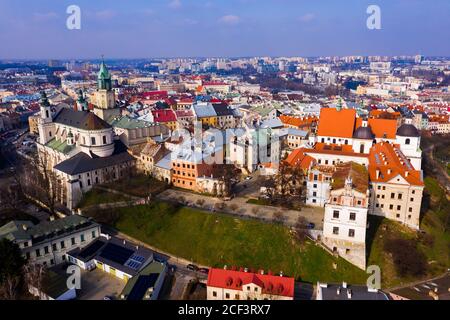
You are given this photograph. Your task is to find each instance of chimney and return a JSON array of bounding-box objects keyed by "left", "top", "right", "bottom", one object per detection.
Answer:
[{"left": 376, "top": 170, "right": 380, "bottom": 179}]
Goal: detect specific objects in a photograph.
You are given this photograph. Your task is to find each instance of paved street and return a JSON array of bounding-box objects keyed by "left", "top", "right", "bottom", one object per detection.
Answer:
[{"left": 157, "top": 188, "right": 325, "bottom": 230}]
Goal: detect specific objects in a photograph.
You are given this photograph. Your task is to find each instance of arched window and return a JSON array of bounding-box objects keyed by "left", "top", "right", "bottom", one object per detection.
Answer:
[
  {"left": 344, "top": 140, "right": 348, "bottom": 145},
  {"left": 405, "top": 138, "right": 410, "bottom": 145},
  {"left": 332, "top": 138, "right": 336, "bottom": 144},
  {"left": 359, "top": 144, "right": 365, "bottom": 154}
]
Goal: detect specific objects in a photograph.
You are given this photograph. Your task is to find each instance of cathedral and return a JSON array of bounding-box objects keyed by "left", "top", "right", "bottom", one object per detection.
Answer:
[{"left": 36, "top": 61, "right": 135, "bottom": 210}]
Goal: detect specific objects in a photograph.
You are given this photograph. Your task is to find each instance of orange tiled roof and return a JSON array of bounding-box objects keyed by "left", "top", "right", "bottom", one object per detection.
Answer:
[
  {"left": 280, "top": 115, "right": 318, "bottom": 128},
  {"left": 368, "top": 142, "right": 424, "bottom": 186},
  {"left": 367, "top": 118, "right": 397, "bottom": 139},
  {"left": 304, "top": 143, "right": 370, "bottom": 158},
  {"left": 317, "top": 108, "right": 356, "bottom": 138},
  {"left": 285, "top": 148, "right": 315, "bottom": 170}
]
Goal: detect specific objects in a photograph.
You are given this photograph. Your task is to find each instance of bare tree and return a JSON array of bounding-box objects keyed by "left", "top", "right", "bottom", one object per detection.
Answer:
[
  {"left": 0, "top": 275, "right": 21, "bottom": 300},
  {"left": 212, "top": 164, "right": 241, "bottom": 197},
  {"left": 23, "top": 263, "right": 46, "bottom": 299},
  {"left": 294, "top": 216, "right": 309, "bottom": 244},
  {"left": 19, "top": 149, "right": 62, "bottom": 214}
]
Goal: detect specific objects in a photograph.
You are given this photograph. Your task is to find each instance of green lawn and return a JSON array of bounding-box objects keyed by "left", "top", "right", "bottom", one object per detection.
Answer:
[
  {"left": 88, "top": 201, "right": 367, "bottom": 284},
  {"left": 100, "top": 174, "right": 167, "bottom": 198},
  {"left": 78, "top": 188, "right": 130, "bottom": 208}
]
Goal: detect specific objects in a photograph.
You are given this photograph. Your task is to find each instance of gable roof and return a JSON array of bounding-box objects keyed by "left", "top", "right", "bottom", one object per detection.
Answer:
[
  {"left": 317, "top": 108, "right": 356, "bottom": 138},
  {"left": 53, "top": 141, "right": 134, "bottom": 175},
  {"left": 207, "top": 268, "right": 294, "bottom": 298},
  {"left": 54, "top": 109, "right": 111, "bottom": 131},
  {"left": 368, "top": 142, "right": 424, "bottom": 186},
  {"left": 286, "top": 148, "right": 315, "bottom": 170}
]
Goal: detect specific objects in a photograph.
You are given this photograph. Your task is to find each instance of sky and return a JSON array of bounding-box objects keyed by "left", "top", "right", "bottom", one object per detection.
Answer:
[{"left": 0, "top": 0, "right": 449, "bottom": 59}]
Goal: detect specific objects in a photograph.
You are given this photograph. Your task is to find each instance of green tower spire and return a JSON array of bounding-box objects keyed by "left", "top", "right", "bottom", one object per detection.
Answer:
[{"left": 98, "top": 55, "right": 112, "bottom": 91}]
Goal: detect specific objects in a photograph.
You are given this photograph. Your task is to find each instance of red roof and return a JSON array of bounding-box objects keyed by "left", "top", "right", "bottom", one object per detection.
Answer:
[
  {"left": 151, "top": 109, "right": 177, "bottom": 122},
  {"left": 142, "top": 91, "right": 168, "bottom": 99},
  {"left": 207, "top": 268, "right": 294, "bottom": 298}
]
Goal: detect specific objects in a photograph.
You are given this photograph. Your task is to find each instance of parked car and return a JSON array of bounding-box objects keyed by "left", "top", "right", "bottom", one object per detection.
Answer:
[
  {"left": 198, "top": 268, "right": 209, "bottom": 274},
  {"left": 186, "top": 264, "right": 199, "bottom": 271},
  {"left": 306, "top": 222, "right": 315, "bottom": 230}
]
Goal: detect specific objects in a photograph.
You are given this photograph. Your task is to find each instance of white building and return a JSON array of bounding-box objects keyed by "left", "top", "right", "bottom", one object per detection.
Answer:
[{"left": 322, "top": 162, "right": 369, "bottom": 270}]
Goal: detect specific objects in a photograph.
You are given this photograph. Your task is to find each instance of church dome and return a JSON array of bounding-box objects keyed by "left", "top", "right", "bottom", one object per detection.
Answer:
[
  {"left": 353, "top": 126, "right": 375, "bottom": 139},
  {"left": 397, "top": 124, "right": 419, "bottom": 137}
]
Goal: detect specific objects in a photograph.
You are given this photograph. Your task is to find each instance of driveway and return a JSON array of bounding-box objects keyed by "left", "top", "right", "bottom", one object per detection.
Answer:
[{"left": 157, "top": 188, "right": 324, "bottom": 230}]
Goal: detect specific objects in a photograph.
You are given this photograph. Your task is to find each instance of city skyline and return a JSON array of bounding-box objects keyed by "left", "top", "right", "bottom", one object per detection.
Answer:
[{"left": 1, "top": 0, "right": 449, "bottom": 59}]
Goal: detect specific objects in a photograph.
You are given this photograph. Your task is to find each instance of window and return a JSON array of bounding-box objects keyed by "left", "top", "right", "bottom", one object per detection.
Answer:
[
  {"left": 313, "top": 184, "right": 317, "bottom": 188},
  {"left": 333, "top": 210, "right": 339, "bottom": 219},
  {"left": 92, "top": 231, "right": 96, "bottom": 238},
  {"left": 409, "top": 207, "right": 413, "bottom": 212},
  {"left": 225, "top": 293, "right": 230, "bottom": 299},
  {"left": 26, "top": 252, "right": 30, "bottom": 260},
  {"left": 71, "top": 237, "right": 76, "bottom": 245},
  {"left": 398, "top": 194, "right": 402, "bottom": 200},
  {"left": 254, "top": 287, "right": 258, "bottom": 292},
  {"left": 50, "top": 259, "right": 54, "bottom": 265},
  {"left": 60, "top": 241, "right": 65, "bottom": 249},
  {"left": 36, "top": 249, "right": 41, "bottom": 257},
  {"left": 333, "top": 227, "right": 339, "bottom": 235},
  {"left": 377, "top": 186, "right": 381, "bottom": 190},
  {"left": 396, "top": 214, "right": 400, "bottom": 218},
  {"left": 213, "top": 291, "right": 217, "bottom": 297},
  {"left": 52, "top": 244, "right": 57, "bottom": 251},
  {"left": 397, "top": 205, "right": 401, "bottom": 211},
  {"left": 348, "top": 229, "right": 355, "bottom": 237},
  {"left": 412, "top": 190, "right": 415, "bottom": 194},
  {"left": 405, "top": 138, "right": 410, "bottom": 145},
  {"left": 23, "top": 241, "right": 29, "bottom": 248},
  {"left": 349, "top": 212, "right": 356, "bottom": 221},
  {"left": 391, "top": 193, "right": 395, "bottom": 199},
  {"left": 313, "top": 192, "right": 317, "bottom": 197},
  {"left": 410, "top": 197, "right": 414, "bottom": 202},
  {"left": 389, "top": 204, "right": 394, "bottom": 210},
  {"left": 382, "top": 186, "right": 386, "bottom": 190},
  {"left": 44, "top": 246, "right": 49, "bottom": 254},
  {"left": 80, "top": 234, "right": 85, "bottom": 242},
  {"left": 313, "top": 175, "right": 318, "bottom": 181},
  {"left": 91, "top": 137, "right": 96, "bottom": 145},
  {"left": 103, "top": 136, "right": 107, "bottom": 144}
]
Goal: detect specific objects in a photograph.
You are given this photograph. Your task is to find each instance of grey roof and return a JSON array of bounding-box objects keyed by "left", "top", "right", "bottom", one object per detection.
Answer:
[
  {"left": 69, "top": 236, "right": 165, "bottom": 277},
  {"left": 260, "top": 118, "right": 284, "bottom": 129},
  {"left": 0, "top": 215, "right": 98, "bottom": 244},
  {"left": 317, "top": 283, "right": 390, "bottom": 300},
  {"left": 212, "top": 104, "right": 234, "bottom": 117},
  {"left": 53, "top": 141, "right": 134, "bottom": 175},
  {"left": 287, "top": 128, "right": 308, "bottom": 137},
  {"left": 353, "top": 126, "right": 375, "bottom": 139},
  {"left": 397, "top": 124, "right": 420, "bottom": 137},
  {"left": 54, "top": 109, "right": 111, "bottom": 131},
  {"left": 193, "top": 103, "right": 217, "bottom": 118}
]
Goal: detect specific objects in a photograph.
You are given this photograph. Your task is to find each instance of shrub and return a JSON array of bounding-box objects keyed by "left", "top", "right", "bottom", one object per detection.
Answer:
[{"left": 384, "top": 238, "right": 427, "bottom": 277}]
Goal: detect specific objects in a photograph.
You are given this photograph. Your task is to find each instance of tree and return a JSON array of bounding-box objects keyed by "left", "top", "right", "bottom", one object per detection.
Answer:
[
  {"left": 18, "top": 149, "right": 62, "bottom": 214},
  {"left": 212, "top": 164, "right": 241, "bottom": 197},
  {"left": 23, "top": 263, "right": 46, "bottom": 299},
  {"left": 294, "top": 216, "right": 309, "bottom": 243},
  {"left": 196, "top": 199, "right": 205, "bottom": 206},
  {"left": 0, "top": 239, "right": 25, "bottom": 299}
]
